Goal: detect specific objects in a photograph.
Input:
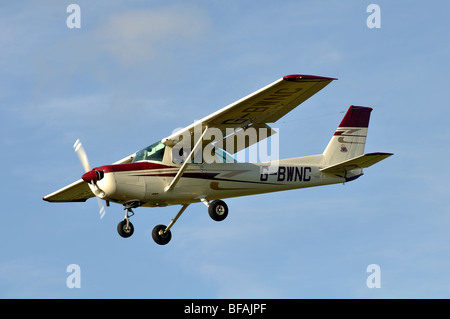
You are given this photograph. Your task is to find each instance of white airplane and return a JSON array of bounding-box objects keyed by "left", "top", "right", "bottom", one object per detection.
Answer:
[{"left": 43, "top": 74, "right": 392, "bottom": 245}]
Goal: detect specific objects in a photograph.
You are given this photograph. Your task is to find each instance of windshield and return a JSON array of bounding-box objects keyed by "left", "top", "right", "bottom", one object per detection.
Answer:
[{"left": 132, "top": 141, "right": 166, "bottom": 163}]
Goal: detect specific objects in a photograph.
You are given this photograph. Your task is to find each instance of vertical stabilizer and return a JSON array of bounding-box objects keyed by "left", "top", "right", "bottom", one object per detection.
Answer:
[{"left": 323, "top": 106, "right": 372, "bottom": 165}]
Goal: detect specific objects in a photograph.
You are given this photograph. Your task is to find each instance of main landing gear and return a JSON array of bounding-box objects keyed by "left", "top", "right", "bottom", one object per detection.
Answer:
[
  {"left": 207, "top": 199, "right": 228, "bottom": 221},
  {"left": 151, "top": 203, "right": 189, "bottom": 245},
  {"left": 116, "top": 199, "right": 229, "bottom": 245}
]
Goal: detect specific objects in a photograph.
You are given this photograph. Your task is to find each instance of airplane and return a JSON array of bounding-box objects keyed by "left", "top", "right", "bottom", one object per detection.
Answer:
[{"left": 43, "top": 74, "right": 393, "bottom": 245}]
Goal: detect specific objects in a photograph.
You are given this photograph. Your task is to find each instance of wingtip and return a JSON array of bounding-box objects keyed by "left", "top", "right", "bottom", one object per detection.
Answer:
[{"left": 283, "top": 74, "right": 338, "bottom": 81}]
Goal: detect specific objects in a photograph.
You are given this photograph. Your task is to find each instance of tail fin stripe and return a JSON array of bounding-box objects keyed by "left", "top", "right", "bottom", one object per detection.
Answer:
[{"left": 338, "top": 105, "right": 373, "bottom": 128}]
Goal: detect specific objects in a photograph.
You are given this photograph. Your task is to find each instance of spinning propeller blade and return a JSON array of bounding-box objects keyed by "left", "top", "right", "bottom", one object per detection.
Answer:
[
  {"left": 73, "top": 139, "right": 106, "bottom": 219},
  {"left": 97, "top": 198, "right": 106, "bottom": 219},
  {"left": 73, "top": 139, "right": 91, "bottom": 173}
]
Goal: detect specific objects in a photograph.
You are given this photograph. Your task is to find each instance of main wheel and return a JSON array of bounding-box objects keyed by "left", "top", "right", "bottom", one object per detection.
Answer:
[
  {"left": 208, "top": 200, "right": 228, "bottom": 221},
  {"left": 152, "top": 224, "right": 172, "bottom": 245},
  {"left": 117, "top": 220, "right": 134, "bottom": 238}
]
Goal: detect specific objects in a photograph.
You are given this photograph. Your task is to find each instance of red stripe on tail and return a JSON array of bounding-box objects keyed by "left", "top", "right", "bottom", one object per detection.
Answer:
[{"left": 338, "top": 105, "right": 373, "bottom": 128}]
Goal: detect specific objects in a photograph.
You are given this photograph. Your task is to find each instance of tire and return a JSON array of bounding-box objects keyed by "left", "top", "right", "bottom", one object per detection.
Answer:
[
  {"left": 152, "top": 224, "right": 172, "bottom": 245},
  {"left": 208, "top": 200, "right": 228, "bottom": 221},
  {"left": 117, "top": 220, "right": 134, "bottom": 238}
]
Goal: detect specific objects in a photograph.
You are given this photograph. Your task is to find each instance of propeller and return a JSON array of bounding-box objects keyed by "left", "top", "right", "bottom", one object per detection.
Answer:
[{"left": 73, "top": 139, "right": 106, "bottom": 219}]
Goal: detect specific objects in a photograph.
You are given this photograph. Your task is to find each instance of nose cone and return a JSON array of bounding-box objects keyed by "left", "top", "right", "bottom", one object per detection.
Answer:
[
  {"left": 82, "top": 169, "right": 104, "bottom": 183},
  {"left": 82, "top": 170, "right": 97, "bottom": 183}
]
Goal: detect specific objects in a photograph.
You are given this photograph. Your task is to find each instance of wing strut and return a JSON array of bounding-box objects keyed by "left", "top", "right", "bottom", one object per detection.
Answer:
[{"left": 164, "top": 126, "right": 209, "bottom": 192}]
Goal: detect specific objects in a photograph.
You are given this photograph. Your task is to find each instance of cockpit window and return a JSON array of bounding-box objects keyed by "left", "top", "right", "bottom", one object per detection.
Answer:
[{"left": 132, "top": 141, "right": 166, "bottom": 163}]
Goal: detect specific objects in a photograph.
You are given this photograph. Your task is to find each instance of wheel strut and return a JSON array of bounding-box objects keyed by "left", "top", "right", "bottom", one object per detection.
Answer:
[
  {"left": 161, "top": 204, "right": 190, "bottom": 235},
  {"left": 123, "top": 206, "right": 135, "bottom": 230},
  {"left": 152, "top": 203, "right": 190, "bottom": 245}
]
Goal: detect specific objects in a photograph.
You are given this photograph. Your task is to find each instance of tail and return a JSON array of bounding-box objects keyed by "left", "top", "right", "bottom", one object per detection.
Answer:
[
  {"left": 321, "top": 105, "right": 392, "bottom": 178},
  {"left": 323, "top": 105, "right": 372, "bottom": 164}
]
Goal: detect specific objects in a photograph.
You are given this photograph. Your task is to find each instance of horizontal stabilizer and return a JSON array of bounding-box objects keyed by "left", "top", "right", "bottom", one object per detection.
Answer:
[{"left": 320, "top": 152, "right": 393, "bottom": 174}]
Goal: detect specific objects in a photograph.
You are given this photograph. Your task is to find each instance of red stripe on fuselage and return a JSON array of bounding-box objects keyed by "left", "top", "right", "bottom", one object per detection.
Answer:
[{"left": 95, "top": 162, "right": 174, "bottom": 173}]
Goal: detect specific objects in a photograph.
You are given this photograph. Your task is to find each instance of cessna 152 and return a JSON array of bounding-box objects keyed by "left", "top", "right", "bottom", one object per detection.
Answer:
[{"left": 43, "top": 74, "right": 392, "bottom": 245}]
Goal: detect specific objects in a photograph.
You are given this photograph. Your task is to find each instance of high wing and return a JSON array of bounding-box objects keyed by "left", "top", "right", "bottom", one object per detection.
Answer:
[
  {"left": 162, "top": 74, "right": 336, "bottom": 153},
  {"left": 43, "top": 153, "right": 136, "bottom": 203},
  {"left": 43, "top": 179, "right": 93, "bottom": 202}
]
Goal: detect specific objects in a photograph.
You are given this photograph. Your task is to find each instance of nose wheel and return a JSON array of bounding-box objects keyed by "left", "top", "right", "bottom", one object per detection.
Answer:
[
  {"left": 117, "top": 201, "right": 140, "bottom": 238},
  {"left": 117, "top": 219, "right": 134, "bottom": 238}
]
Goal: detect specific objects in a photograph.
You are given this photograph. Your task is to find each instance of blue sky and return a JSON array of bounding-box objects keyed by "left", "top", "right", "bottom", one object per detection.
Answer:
[{"left": 1, "top": 0, "right": 450, "bottom": 298}]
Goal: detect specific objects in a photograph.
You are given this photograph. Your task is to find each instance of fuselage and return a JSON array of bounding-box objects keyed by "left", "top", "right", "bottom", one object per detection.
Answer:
[{"left": 94, "top": 154, "right": 352, "bottom": 207}]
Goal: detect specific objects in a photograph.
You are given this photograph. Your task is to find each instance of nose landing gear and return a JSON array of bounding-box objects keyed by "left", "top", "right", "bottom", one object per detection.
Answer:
[{"left": 117, "top": 201, "right": 141, "bottom": 238}]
